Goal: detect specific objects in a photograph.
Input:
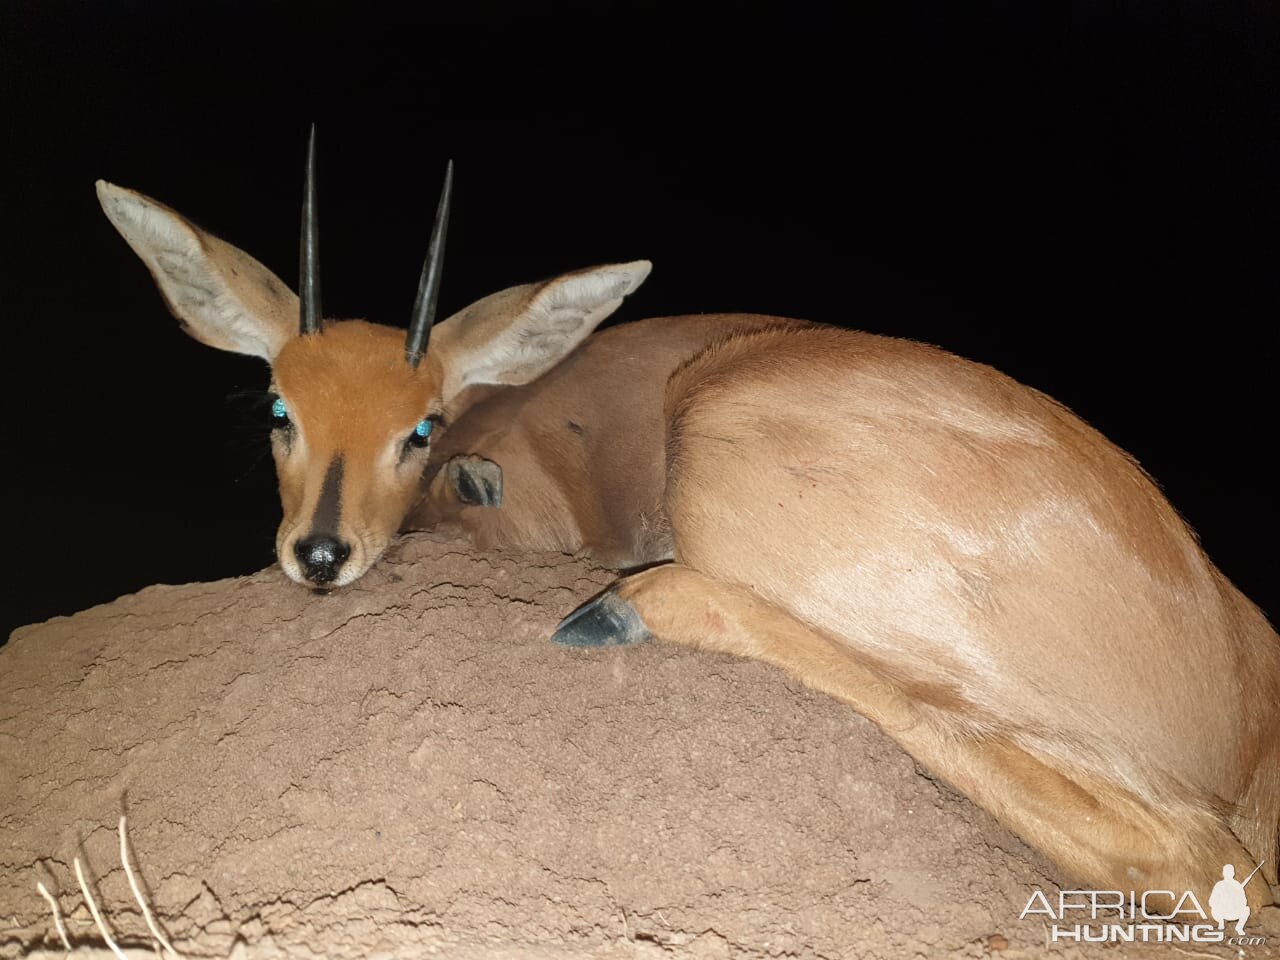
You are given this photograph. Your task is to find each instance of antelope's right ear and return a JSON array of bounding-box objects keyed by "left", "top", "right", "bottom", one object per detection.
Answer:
[
  {"left": 96, "top": 181, "right": 299, "bottom": 362},
  {"left": 431, "top": 260, "right": 652, "bottom": 405}
]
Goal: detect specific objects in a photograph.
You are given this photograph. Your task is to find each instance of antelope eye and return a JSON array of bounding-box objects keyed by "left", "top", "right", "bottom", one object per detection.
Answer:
[
  {"left": 268, "top": 393, "right": 291, "bottom": 428},
  {"left": 406, "top": 417, "right": 434, "bottom": 449}
]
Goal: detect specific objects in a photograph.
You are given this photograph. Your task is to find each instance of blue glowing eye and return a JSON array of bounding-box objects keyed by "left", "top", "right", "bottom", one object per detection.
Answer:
[
  {"left": 407, "top": 417, "right": 435, "bottom": 449},
  {"left": 271, "top": 396, "right": 288, "bottom": 420}
]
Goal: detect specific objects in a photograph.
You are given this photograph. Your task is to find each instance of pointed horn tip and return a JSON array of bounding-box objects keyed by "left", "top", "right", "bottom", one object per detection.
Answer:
[{"left": 402, "top": 157, "right": 455, "bottom": 367}]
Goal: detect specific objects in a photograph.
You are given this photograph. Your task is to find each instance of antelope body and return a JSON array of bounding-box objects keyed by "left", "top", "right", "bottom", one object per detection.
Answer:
[
  {"left": 98, "top": 138, "right": 1278, "bottom": 914},
  {"left": 554, "top": 323, "right": 1280, "bottom": 912}
]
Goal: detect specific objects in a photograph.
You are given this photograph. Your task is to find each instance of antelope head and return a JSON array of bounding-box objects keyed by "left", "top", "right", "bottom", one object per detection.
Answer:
[{"left": 96, "top": 130, "right": 650, "bottom": 588}]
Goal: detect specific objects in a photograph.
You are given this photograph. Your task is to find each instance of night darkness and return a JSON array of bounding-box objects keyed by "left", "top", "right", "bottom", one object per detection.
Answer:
[{"left": 1, "top": 2, "right": 1277, "bottom": 641}]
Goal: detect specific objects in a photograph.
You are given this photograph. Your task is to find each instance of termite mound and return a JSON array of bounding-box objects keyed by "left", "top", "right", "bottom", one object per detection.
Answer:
[{"left": 2, "top": 532, "right": 1230, "bottom": 959}]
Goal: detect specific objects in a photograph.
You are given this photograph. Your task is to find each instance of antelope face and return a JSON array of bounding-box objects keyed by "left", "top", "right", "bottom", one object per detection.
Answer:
[
  {"left": 96, "top": 133, "right": 650, "bottom": 587},
  {"left": 268, "top": 322, "right": 445, "bottom": 585}
]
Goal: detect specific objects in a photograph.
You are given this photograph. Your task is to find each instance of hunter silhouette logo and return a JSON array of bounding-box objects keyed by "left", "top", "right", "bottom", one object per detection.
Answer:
[
  {"left": 1020, "top": 860, "right": 1268, "bottom": 946},
  {"left": 1210, "top": 861, "right": 1264, "bottom": 936}
]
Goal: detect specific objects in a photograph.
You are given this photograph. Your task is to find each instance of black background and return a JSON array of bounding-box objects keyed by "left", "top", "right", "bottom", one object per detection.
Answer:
[{"left": 2, "top": 2, "right": 1277, "bottom": 641}]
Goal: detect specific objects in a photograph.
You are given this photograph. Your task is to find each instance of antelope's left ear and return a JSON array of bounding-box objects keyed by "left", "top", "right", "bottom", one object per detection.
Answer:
[
  {"left": 96, "top": 180, "right": 299, "bottom": 362},
  {"left": 430, "top": 260, "right": 651, "bottom": 405}
]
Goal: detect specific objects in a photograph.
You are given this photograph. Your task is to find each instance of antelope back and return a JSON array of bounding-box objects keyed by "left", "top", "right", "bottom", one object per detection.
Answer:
[{"left": 661, "top": 324, "right": 1280, "bottom": 899}]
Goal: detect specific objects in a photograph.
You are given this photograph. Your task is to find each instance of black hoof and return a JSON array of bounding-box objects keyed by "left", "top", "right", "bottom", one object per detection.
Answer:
[
  {"left": 448, "top": 456, "right": 503, "bottom": 507},
  {"left": 552, "top": 589, "right": 652, "bottom": 647}
]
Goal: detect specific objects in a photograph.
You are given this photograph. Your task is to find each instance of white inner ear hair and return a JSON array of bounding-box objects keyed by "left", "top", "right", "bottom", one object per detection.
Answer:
[{"left": 104, "top": 190, "right": 277, "bottom": 360}]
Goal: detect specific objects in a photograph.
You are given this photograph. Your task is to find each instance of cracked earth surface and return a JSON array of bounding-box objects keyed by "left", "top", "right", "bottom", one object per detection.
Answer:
[{"left": 0, "top": 534, "right": 1226, "bottom": 958}]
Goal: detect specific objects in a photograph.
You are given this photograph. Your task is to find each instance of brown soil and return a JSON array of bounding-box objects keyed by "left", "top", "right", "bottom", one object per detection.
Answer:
[{"left": 2, "top": 534, "right": 1274, "bottom": 958}]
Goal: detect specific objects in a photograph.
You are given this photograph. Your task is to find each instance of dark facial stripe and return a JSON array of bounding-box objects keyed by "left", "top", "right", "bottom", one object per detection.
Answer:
[{"left": 309, "top": 456, "right": 344, "bottom": 536}]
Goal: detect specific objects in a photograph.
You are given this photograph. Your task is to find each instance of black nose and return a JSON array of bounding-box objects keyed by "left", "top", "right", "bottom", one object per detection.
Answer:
[{"left": 293, "top": 535, "right": 351, "bottom": 584}]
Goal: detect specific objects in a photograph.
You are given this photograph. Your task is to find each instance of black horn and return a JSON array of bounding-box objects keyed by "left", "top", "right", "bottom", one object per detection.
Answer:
[
  {"left": 299, "top": 124, "right": 322, "bottom": 335},
  {"left": 405, "top": 159, "right": 454, "bottom": 367}
]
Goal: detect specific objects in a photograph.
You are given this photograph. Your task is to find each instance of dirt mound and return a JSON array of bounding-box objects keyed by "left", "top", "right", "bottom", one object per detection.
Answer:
[{"left": 1, "top": 534, "right": 1221, "bottom": 958}]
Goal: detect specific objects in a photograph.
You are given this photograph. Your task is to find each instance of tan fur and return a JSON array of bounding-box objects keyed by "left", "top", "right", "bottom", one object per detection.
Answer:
[
  {"left": 270, "top": 322, "right": 445, "bottom": 580},
  {"left": 603, "top": 324, "right": 1279, "bottom": 909},
  {"left": 415, "top": 314, "right": 806, "bottom": 567}
]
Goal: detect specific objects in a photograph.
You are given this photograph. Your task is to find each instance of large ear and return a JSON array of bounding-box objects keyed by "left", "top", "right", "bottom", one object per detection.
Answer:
[
  {"left": 430, "top": 261, "right": 651, "bottom": 404},
  {"left": 96, "top": 180, "right": 299, "bottom": 362}
]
